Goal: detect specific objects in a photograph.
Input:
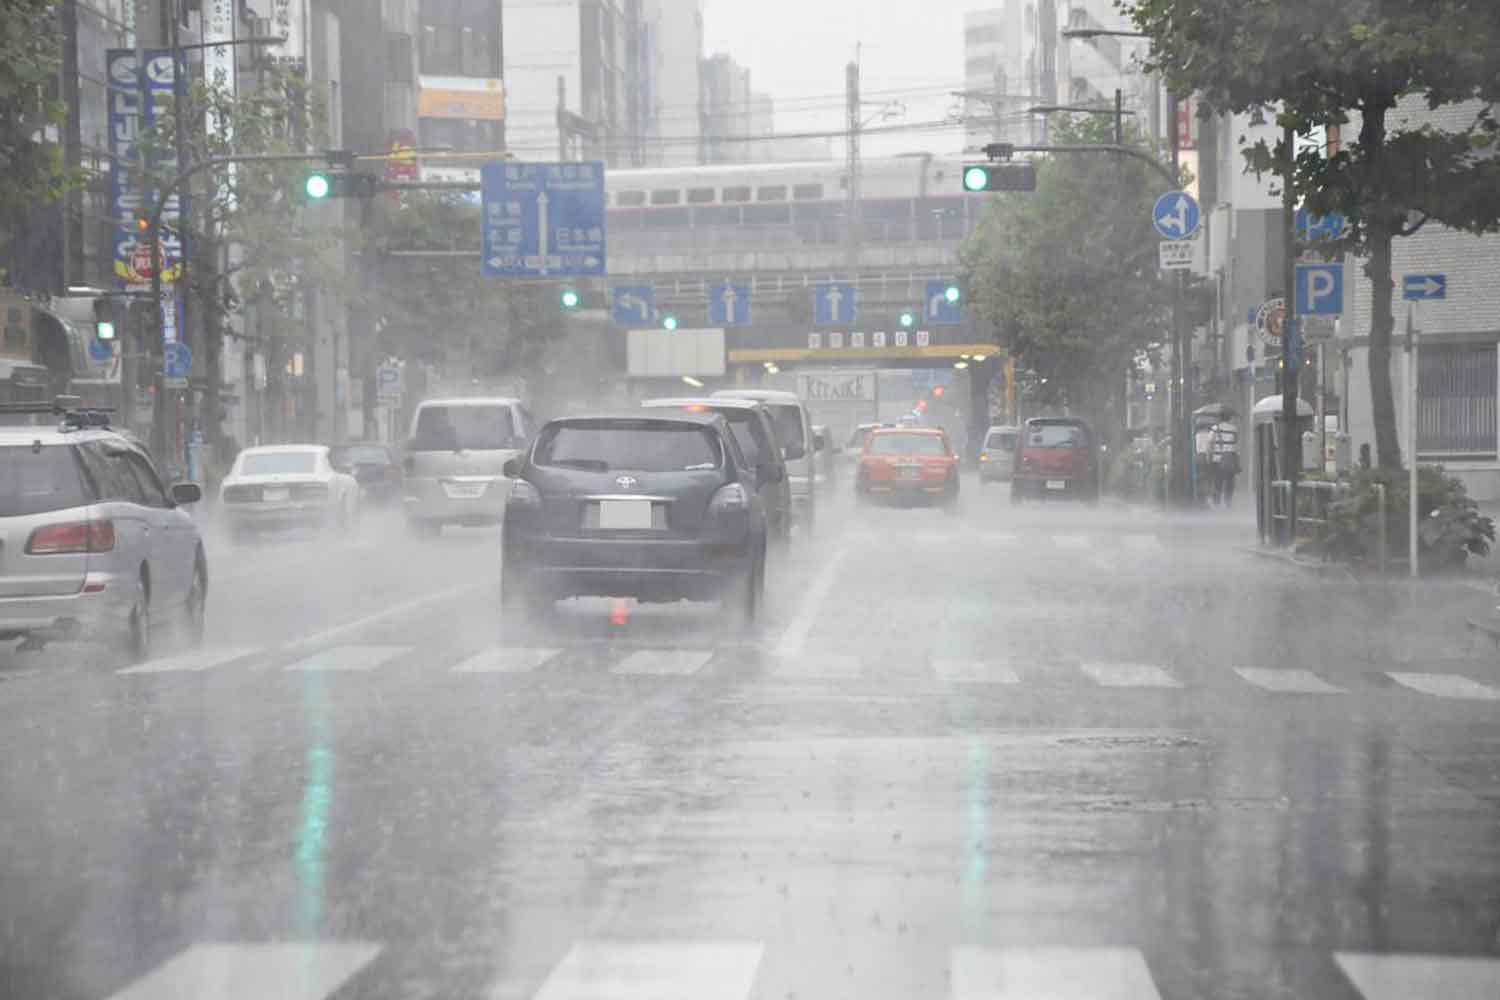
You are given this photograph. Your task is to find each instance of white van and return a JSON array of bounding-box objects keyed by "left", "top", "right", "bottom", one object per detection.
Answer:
[
  {"left": 713, "top": 388, "right": 824, "bottom": 530},
  {"left": 402, "top": 397, "right": 535, "bottom": 535}
]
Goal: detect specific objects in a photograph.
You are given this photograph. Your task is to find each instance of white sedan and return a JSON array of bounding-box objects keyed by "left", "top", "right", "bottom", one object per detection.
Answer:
[{"left": 218, "top": 445, "right": 359, "bottom": 542}]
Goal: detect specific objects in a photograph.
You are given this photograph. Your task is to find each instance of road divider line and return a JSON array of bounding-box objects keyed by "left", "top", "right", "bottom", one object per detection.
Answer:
[
  {"left": 774, "top": 543, "right": 848, "bottom": 659},
  {"left": 279, "top": 583, "right": 487, "bottom": 658},
  {"left": 284, "top": 644, "right": 412, "bottom": 672}
]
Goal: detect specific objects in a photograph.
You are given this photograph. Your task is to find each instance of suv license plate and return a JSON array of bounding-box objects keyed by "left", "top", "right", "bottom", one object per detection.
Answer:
[
  {"left": 444, "top": 482, "right": 487, "bottom": 500},
  {"left": 1046, "top": 479, "right": 1067, "bottom": 491},
  {"left": 262, "top": 486, "right": 290, "bottom": 502},
  {"left": 599, "top": 499, "right": 653, "bottom": 530}
]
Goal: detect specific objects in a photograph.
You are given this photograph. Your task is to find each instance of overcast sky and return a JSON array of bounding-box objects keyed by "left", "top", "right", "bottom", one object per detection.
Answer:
[{"left": 702, "top": 0, "right": 975, "bottom": 158}]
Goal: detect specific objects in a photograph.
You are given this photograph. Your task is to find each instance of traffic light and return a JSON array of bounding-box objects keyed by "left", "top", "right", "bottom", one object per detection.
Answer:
[
  {"left": 303, "top": 170, "right": 379, "bottom": 200},
  {"left": 662, "top": 314, "right": 679, "bottom": 331},
  {"left": 944, "top": 283, "right": 960, "bottom": 305},
  {"left": 899, "top": 310, "right": 915, "bottom": 328},
  {"left": 932, "top": 385, "right": 945, "bottom": 398},
  {"left": 92, "top": 297, "right": 115, "bottom": 341},
  {"left": 560, "top": 287, "right": 580, "bottom": 310},
  {"left": 960, "top": 162, "right": 1038, "bottom": 192}
]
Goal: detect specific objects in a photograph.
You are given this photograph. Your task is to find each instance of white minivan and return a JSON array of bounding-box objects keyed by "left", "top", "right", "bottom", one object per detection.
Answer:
[
  {"left": 402, "top": 397, "right": 535, "bottom": 535},
  {"left": 713, "top": 388, "right": 824, "bottom": 530}
]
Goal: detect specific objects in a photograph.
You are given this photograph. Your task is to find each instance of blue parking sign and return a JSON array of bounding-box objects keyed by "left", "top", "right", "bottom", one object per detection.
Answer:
[{"left": 1295, "top": 263, "right": 1343, "bottom": 317}]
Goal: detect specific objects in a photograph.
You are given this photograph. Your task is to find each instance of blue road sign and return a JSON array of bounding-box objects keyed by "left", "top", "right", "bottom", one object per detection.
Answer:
[
  {"left": 481, "top": 162, "right": 606, "bottom": 278},
  {"left": 1152, "top": 191, "right": 1201, "bottom": 240},
  {"left": 1402, "top": 273, "right": 1447, "bottom": 301},
  {"left": 1295, "top": 208, "right": 1347, "bottom": 242},
  {"left": 813, "top": 282, "right": 856, "bottom": 325},
  {"left": 710, "top": 282, "right": 752, "bottom": 327},
  {"left": 376, "top": 364, "right": 402, "bottom": 400},
  {"left": 611, "top": 284, "right": 655, "bottom": 326},
  {"left": 163, "top": 341, "right": 192, "bottom": 379},
  {"left": 1295, "top": 262, "right": 1344, "bottom": 317},
  {"left": 924, "top": 280, "right": 963, "bottom": 325}
]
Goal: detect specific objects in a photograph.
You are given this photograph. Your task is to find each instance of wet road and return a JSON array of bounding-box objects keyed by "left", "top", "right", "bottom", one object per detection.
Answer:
[{"left": 2, "top": 478, "right": 1499, "bottom": 999}]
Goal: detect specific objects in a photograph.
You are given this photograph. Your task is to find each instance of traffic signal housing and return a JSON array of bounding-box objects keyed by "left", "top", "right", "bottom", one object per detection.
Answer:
[
  {"left": 304, "top": 170, "right": 379, "bottom": 200},
  {"left": 961, "top": 163, "right": 1037, "bottom": 192},
  {"left": 92, "top": 297, "right": 116, "bottom": 341}
]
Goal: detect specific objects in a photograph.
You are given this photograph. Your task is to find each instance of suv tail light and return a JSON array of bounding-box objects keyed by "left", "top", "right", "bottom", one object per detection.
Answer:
[
  {"left": 507, "top": 479, "right": 542, "bottom": 509},
  {"left": 708, "top": 482, "right": 749, "bottom": 513},
  {"left": 27, "top": 520, "right": 115, "bottom": 555}
]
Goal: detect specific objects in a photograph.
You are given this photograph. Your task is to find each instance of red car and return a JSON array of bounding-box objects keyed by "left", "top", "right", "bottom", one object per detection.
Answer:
[
  {"left": 855, "top": 427, "right": 960, "bottom": 511},
  {"left": 1010, "top": 417, "right": 1101, "bottom": 502}
]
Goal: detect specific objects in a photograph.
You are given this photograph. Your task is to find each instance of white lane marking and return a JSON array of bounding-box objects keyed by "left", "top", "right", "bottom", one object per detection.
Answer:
[
  {"left": 1082, "top": 663, "right": 1182, "bottom": 688},
  {"left": 1235, "top": 668, "right": 1346, "bottom": 694},
  {"left": 982, "top": 532, "right": 1019, "bottom": 546},
  {"left": 1387, "top": 672, "right": 1500, "bottom": 701},
  {"left": 284, "top": 644, "right": 409, "bottom": 672},
  {"left": 612, "top": 649, "right": 714, "bottom": 676},
  {"left": 278, "top": 583, "right": 485, "bottom": 657},
  {"left": 117, "top": 647, "right": 261, "bottom": 675},
  {"left": 934, "top": 658, "right": 1021, "bottom": 684},
  {"left": 522, "top": 940, "right": 763, "bottom": 1000},
  {"left": 1052, "top": 534, "right": 1090, "bottom": 551},
  {"left": 105, "top": 941, "right": 381, "bottom": 1000},
  {"left": 952, "top": 945, "right": 1164, "bottom": 1000},
  {"left": 774, "top": 543, "right": 848, "bottom": 658},
  {"left": 451, "top": 647, "right": 559, "bottom": 674},
  {"left": 773, "top": 653, "right": 861, "bottom": 680},
  {"left": 1335, "top": 951, "right": 1500, "bottom": 1000},
  {"left": 1122, "top": 533, "right": 1164, "bottom": 553}
]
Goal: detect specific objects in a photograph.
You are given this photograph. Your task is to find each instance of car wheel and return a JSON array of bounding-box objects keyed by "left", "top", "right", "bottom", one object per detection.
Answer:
[
  {"left": 181, "top": 556, "right": 207, "bottom": 649},
  {"left": 500, "top": 556, "right": 549, "bottom": 630},
  {"left": 123, "top": 574, "right": 150, "bottom": 664},
  {"left": 727, "top": 545, "right": 763, "bottom": 631}
]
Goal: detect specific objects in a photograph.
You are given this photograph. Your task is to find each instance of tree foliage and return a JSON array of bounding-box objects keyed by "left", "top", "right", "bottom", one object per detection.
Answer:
[
  {"left": 1123, "top": 0, "right": 1500, "bottom": 471},
  {"left": 0, "top": 0, "right": 71, "bottom": 287},
  {"left": 958, "top": 118, "right": 1172, "bottom": 431}
]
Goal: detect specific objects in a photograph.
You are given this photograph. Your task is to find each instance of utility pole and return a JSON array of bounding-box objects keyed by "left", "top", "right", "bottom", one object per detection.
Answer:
[
  {"left": 1280, "top": 123, "right": 1301, "bottom": 544},
  {"left": 845, "top": 59, "right": 861, "bottom": 269},
  {"left": 1168, "top": 90, "right": 1190, "bottom": 505}
]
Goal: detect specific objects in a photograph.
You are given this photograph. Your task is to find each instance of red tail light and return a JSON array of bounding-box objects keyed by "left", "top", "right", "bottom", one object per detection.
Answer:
[{"left": 27, "top": 520, "right": 115, "bottom": 555}]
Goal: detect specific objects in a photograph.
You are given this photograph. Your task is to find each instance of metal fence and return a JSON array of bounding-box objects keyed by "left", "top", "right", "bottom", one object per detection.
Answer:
[
  {"left": 1270, "top": 479, "right": 1388, "bottom": 569},
  {"left": 1419, "top": 342, "right": 1497, "bottom": 457}
]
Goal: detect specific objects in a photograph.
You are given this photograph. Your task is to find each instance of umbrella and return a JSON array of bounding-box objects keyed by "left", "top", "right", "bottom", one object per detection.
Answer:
[{"left": 1194, "top": 402, "right": 1235, "bottom": 420}]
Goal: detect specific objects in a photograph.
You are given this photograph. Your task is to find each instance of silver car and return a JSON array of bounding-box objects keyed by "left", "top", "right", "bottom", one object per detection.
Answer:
[
  {"left": 979, "top": 424, "right": 1019, "bottom": 483},
  {"left": 218, "top": 445, "right": 361, "bottom": 543},
  {"left": 0, "top": 416, "right": 205, "bottom": 662},
  {"left": 401, "top": 397, "right": 535, "bottom": 535}
]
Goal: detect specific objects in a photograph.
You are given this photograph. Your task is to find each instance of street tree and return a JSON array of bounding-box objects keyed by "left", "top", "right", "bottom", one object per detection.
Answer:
[
  {"left": 1124, "top": 0, "right": 1500, "bottom": 471},
  {"left": 959, "top": 118, "right": 1173, "bottom": 434},
  {"left": 0, "top": 0, "right": 71, "bottom": 289}
]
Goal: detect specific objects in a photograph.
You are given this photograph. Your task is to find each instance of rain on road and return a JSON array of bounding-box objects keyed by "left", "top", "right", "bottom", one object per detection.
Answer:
[{"left": 2, "top": 481, "right": 1498, "bottom": 1000}]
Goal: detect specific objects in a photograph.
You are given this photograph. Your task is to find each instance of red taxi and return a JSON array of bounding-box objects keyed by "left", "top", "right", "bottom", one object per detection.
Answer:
[{"left": 854, "top": 427, "right": 960, "bottom": 511}]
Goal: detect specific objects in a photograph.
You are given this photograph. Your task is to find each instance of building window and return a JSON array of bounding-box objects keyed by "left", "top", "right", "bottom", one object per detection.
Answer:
[
  {"left": 755, "top": 185, "right": 787, "bottom": 202},
  {"left": 649, "top": 189, "right": 681, "bottom": 205},
  {"left": 616, "top": 190, "right": 646, "bottom": 207},
  {"left": 387, "top": 34, "right": 413, "bottom": 84},
  {"left": 792, "top": 183, "right": 824, "bottom": 201},
  {"left": 722, "top": 185, "right": 751, "bottom": 203},
  {"left": 1418, "top": 342, "right": 1498, "bottom": 457},
  {"left": 686, "top": 187, "right": 716, "bottom": 204}
]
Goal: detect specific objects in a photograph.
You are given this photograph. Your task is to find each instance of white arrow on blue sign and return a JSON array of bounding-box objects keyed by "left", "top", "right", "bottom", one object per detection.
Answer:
[
  {"left": 924, "top": 280, "right": 963, "bottom": 325},
  {"left": 1295, "top": 262, "right": 1344, "bottom": 317},
  {"left": 1152, "top": 191, "right": 1201, "bottom": 240},
  {"left": 480, "top": 161, "right": 606, "bottom": 278},
  {"left": 1295, "top": 208, "right": 1348, "bottom": 242},
  {"left": 612, "top": 285, "right": 655, "bottom": 325},
  {"left": 1402, "top": 273, "right": 1446, "bottom": 301},
  {"left": 710, "top": 282, "right": 751, "bottom": 327},
  {"left": 813, "top": 282, "right": 856, "bottom": 325}
]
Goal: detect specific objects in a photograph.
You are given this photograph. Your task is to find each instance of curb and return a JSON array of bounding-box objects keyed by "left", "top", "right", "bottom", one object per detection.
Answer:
[{"left": 1238, "top": 545, "right": 1353, "bottom": 579}]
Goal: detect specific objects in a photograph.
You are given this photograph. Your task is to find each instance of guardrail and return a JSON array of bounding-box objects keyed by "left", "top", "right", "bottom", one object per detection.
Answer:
[{"left": 1269, "top": 479, "right": 1387, "bottom": 569}]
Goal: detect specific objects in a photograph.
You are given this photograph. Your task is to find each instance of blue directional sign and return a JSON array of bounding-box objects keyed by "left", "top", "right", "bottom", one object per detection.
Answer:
[
  {"left": 1295, "top": 208, "right": 1347, "bottom": 242},
  {"left": 710, "top": 282, "right": 752, "bottom": 327},
  {"left": 1152, "top": 190, "right": 1201, "bottom": 240},
  {"left": 611, "top": 284, "right": 655, "bottom": 326},
  {"left": 1295, "top": 262, "right": 1344, "bottom": 317},
  {"left": 813, "top": 282, "right": 857, "bottom": 325},
  {"left": 1402, "top": 273, "right": 1447, "bottom": 301},
  {"left": 163, "top": 341, "right": 192, "bottom": 379},
  {"left": 480, "top": 161, "right": 606, "bottom": 278},
  {"left": 924, "top": 280, "right": 963, "bottom": 325}
]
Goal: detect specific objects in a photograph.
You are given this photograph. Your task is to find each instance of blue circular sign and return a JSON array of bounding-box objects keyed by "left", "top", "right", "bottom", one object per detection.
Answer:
[{"left": 1152, "top": 191, "right": 1201, "bottom": 240}]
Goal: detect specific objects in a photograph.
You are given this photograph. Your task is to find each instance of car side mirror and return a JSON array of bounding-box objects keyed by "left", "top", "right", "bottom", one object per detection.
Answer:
[
  {"left": 813, "top": 431, "right": 828, "bottom": 452},
  {"left": 783, "top": 443, "right": 806, "bottom": 461},
  {"left": 759, "top": 463, "right": 784, "bottom": 485},
  {"left": 502, "top": 457, "right": 521, "bottom": 478},
  {"left": 170, "top": 482, "right": 202, "bottom": 505}
]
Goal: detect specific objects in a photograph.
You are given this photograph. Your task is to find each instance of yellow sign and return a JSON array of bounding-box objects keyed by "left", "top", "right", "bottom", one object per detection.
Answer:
[{"left": 418, "top": 77, "right": 505, "bottom": 120}]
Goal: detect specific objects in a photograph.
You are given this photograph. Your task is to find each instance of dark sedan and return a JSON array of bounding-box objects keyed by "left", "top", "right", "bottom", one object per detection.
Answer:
[
  {"left": 330, "top": 443, "right": 402, "bottom": 506},
  {"left": 500, "top": 412, "right": 769, "bottom": 628}
]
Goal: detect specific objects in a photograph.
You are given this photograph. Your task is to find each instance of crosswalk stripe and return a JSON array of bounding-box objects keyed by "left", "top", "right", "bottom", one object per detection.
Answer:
[
  {"left": 1052, "top": 534, "right": 1090, "bottom": 551},
  {"left": 934, "top": 658, "right": 1021, "bottom": 684},
  {"left": 952, "top": 945, "right": 1164, "bottom": 1000},
  {"left": 1235, "top": 668, "right": 1345, "bottom": 694},
  {"left": 1082, "top": 663, "right": 1182, "bottom": 688},
  {"left": 117, "top": 647, "right": 260, "bottom": 675},
  {"left": 1335, "top": 951, "right": 1500, "bottom": 999},
  {"left": 519, "top": 940, "right": 763, "bottom": 1000},
  {"left": 283, "top": 645, "right": 409, "bottom": 672},
  {"left": 773, "top": 653, "right": 862, "bottom": 680},
  {"left": 1386, "top": 672, "right": 1500, "bottom": 701},
  {"left": 451, "top": 647, "right": 560, "bottom": 674},
  {"left": 104, "top": 941, "right": 381, "bottom": 1000},
  {"left": 613, "top": 649, "right": 714, "bottom": 675}
]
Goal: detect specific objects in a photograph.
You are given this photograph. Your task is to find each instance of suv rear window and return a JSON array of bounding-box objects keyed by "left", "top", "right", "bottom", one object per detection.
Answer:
[
  {"left": 870, "top": 433, "right": 948, "bottom": 456},
  {"left": 535, "top": 422, "right": 723, "bottom": 473},
  {"left": 413, "top": 405, "right": 517, "bottom": 451},
  {"left": 1026, "top": 423, "right": 1087, "bottom": 448},
  {"left": 654, "top": 407, "right": 768, "bottom": 465},
  {"left": 0, "top": 444, "right": 90, "bottom": 516},
  {"left": 332, "top": 445, "right": 392, "bottom": 466},
  {"left": 764, "top": 404, "right": 806, "bottom": 453}
]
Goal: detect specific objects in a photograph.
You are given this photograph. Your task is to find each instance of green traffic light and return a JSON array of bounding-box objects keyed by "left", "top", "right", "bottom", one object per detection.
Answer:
[
  {"left": 560, "top": 288, "right": 580, "bottom": 309},
  {"left": 899, "top": 311, "right": 915, "bottom": 328},
  {"left": 662, "top": 315, "right": 678, "bottom": 330},
  {"left": 963, "top": 166, "right": 990, "bottom": 192},
  {"left": 95, "top": 321, "right": 116, "bottom": 341},
  {"left": 944, "top": 284, "right": 960, "bottom": 305},
  {"left": 305, "top": 173, "right": 331, "bottom": 199}
]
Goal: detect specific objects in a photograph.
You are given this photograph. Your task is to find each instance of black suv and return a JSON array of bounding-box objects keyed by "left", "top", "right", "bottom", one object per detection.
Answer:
[{"left": 500, "top": 412, "right": 769, "bottom": 627}]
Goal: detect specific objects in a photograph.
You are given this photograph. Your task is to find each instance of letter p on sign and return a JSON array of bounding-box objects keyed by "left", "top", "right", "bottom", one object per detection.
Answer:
[{"left": 1296, "top": 262, "right": 1344, "bottom": 317}]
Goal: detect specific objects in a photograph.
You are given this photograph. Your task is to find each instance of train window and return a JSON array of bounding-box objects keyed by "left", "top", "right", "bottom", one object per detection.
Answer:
[
  {"left": 865, "top": 199, "right": 913, "bottom": 222},
  {"left": 722, "top": 185, "right": 752, "bottom": 203},
  {"left": 743, "top": 204, "right": 791, "bottom": 225},
  {"left": 693, "top": 205, "right": 740, "bottom": 226},
  {"left": 755, "top": 185, "right": 788, "bottom": 202},
  {"left": 643, "top": 207, "right": 690, "bottom": 227},
  {"left": 616, "top": 190, "right": 646, "bottom": 207},
  {"left": 792, "top": 183, "right": 824, "bottom": 201},
  {"left": 650, "top": 189, "right": 682, "bottom": 205},
  {"left": 793, "top": 202, "right": 836, "bottom": 223},
  {"left": 686, "top": 187, "right": 716, "bottom": 204}
]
